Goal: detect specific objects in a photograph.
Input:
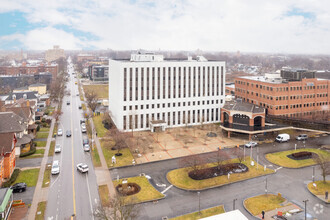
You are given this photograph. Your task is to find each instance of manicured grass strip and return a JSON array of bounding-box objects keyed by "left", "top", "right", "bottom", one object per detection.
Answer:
[
  {"left": 36, "top": 132, "right": 49, "bottom": 139},
  {"left": 167, "top": 157, "right": 274, "bottom": 190},
  {"left": 98, "top": 185, "right": 110, "bottom": 207},
  {"left": 113, "top": 176, "right": 164, "bottom": 204},
  {"left": 23, "top": 149, "right": 45, "bottom": 159},
  {"left": 83, "top": 84, "right": 109, "bottom": 99},
  {"left": 171, "top": 205, "right": 225, "bottom": 220},
  {"left": 92, "top": 115, "right": 108, "bottom": 137},
  {"left": 34, "top": 141, "right": 46, "bottom": 147},
  {"left": 101, "top": 140, "right": 134, "bottom": 168},
  {"left": 53, "top": 124, "right": 58, "bottom": 136},
  {"left": 265, "top": 148, "right": 330, "bottom": 168},
  {"left": 308, "top": 181, "right": 330, "bottom": 202},
  {"left": 14, "top": 168, "right": 40, "bottom": 187},
  {"left": 39, "top": 127, "right": 50, "bottom": 132},
  {"left": 244, "top": 194, "right": 287, "bottom": 216},
  {"left": 92, "top": 147, "right": 101, "bottom": 167},
  {"left": 42, "top": 164, "right": 52, "bottom": 188},
  {"left": 35, "top": 201, "right": 47, "bottom": 220},
  {"left": 82, "top": 103, "right": 87, "bottom": 111},
  {"left": 48, "top": 141, "right": 55, "bottom": 156}
]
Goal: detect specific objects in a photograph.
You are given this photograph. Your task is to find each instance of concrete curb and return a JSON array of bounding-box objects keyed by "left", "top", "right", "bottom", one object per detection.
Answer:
[
  {"left": 165, "top": 167, "right": 275, "bottom": 192},
  {"left": 305, "top": 181, "right": 330, "bottom": 204},
  {"left": 169, "top": 204, "right": 226, "bottom": 219}
]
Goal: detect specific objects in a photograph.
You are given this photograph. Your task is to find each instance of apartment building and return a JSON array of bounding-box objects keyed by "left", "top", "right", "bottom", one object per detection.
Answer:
[
  {"left": 234, "top": 72, "right": 330, "bottom": 119},
  {"left": 45, "top": 45, "right": 65, "bottom": 62},
  {"left": 0, "top": 63, "right": 58, "bottom": 79},
  {"left": 109, "top": 53, "right": 226, "bottom": 132},
  {"left": 88, "top": 65, "right": 109, "bottom": 82}
]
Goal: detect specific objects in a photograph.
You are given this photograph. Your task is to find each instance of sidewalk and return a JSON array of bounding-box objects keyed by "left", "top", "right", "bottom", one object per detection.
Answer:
[
  {"left": 27, "top": 117, "right": 56, "bottom": 220},
  {"left": 256, "top": 203, "right": 302, "bottom": 219}
]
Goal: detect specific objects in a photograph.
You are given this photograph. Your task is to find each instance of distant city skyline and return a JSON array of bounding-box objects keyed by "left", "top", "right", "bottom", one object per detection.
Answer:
[{"left": 0, "top": 0, "right": 330, "bottom": 54}]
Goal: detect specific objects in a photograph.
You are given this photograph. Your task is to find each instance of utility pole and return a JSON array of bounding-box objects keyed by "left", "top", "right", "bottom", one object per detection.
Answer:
[
  {"left": 257, "top": 145, "right": 259, "bottom": 169},
  {"left": 265, "top": 178, "right": 268, "bottom": 194},
  {"left": 197, "top": 192, "right": 201, "bottom": 215},
  {"left": 303, "top": 200, "right": 308, "bottom": 220},
  {"left": 312, "top": 166, "right": 315, "bottom": 183},
  {"left": 233, "top": 198, "right": 237, "bottom": 210}
]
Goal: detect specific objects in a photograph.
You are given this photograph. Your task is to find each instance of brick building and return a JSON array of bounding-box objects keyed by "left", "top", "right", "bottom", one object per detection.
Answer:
[
  {"left": 0, "top": 63, "right": 58, "bottom": 79},
  {"left": 234, "top": 73, "right": 330, "bottom": 120}
]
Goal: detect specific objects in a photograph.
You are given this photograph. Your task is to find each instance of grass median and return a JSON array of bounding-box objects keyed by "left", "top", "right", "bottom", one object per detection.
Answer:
[
  {"left": 42, "top": 164, "right": 52, "bottom": 188},
  {"left": 35, "top": 201, "right": 47, "bottom": 220},
  {"left": 91, "top": 146, "right": 101, "bottom": 167},
  {"left": 14, "top": 168, "right": 40, "bottom": 187},
  {"left": 101, "top": 140, "right": 134, "bottom": 168},
  {"left": 92, "top": 115, "right": 107, "bottom": 137},
  {"left": 113, "top": 176, "right": 164, "bottom": 204},
  {"left": 244, "top": 194, "right": 288, "bottom": 216},
  {"left": 171, "top": 205, "right": 225, "bottom": 220},
  {"left": 308, "top": 181, "right": 330, "bottom": 202},
  {"left": 99, "top": 185, "right": 110, "bottom": 207},
  {"left": 48, "top": 141, "right": 55, "bottom": 156},
  {"left": 265, "top": 148, "right": 330, "bottom": 168},
  {"left": 167, "top": 157, "right": 274, "bottom": 190}
]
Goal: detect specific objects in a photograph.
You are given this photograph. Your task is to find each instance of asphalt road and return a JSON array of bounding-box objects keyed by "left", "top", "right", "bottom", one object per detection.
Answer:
[
  {"left": 111, "top": 136, "right": 330, "bottom": 220},
  {"left": 45, "top": 58, "right": 100, "bottom": 220}
]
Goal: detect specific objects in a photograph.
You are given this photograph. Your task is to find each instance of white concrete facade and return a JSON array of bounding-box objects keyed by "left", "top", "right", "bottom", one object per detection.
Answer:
[{"left": 109, "top": 56, "right": 226, "bottom": 132}]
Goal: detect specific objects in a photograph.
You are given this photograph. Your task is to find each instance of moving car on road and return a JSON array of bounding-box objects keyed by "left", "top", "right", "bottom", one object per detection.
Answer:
[
  {"left": 55, "top": 144, "right": 61, "bottom": 153},
  {"left": 51, "top": 160, "right": 60, "bottom": 175},
  {"left": 66, "top": 130, "right": 72, "bottom": 137},
  {"left": 77, "top": 163, "right": 89, "bottom": 173},
  {"left": 11, "top": 182, "right": 27, "bottom": 193},
  {"left": 57, "top": 129, "right": 63, "bottom": 136},
  {"left": 244, "top": 141, "right": 258, "bottom": 148},
  {"left": 296, "top": 134, "right": 308, "bottom": 141}
]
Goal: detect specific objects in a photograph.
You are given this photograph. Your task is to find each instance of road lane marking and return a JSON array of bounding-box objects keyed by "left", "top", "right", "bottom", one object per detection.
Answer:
[
  {"left": 161, "top": 185, "right": 173, "bottom": 194},
  {"left": 86, "top": 173, "right": 95, "bottom": 220},
  {"left": 275, "top": 167, "right": 283, "bottom": 172}
]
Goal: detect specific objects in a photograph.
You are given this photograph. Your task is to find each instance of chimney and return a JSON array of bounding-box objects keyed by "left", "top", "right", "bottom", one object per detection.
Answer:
[{"left": 26, "top": 100, "right": 30, "bottom": 107}]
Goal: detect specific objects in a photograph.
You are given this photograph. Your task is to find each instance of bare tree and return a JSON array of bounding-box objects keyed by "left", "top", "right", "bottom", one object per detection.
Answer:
[
  {"left": 108, "top": 128, "right": 128, "bottom": 155},
  {"left": 52, "top": 110, "right": 62, "bottom": 122},
  {"left": 179, "top": 154, "right": 206, "bottom": 175},
  {"left": 94, "top": 193, "right": 140, "bottom": 220},
  {"left": 314, "top": 154, "right": 330, "bottom": 182},
  {"left": 85, "top": 90, "right": 98, "bottom": 112},
  {"left": 213, "top": 150, "right": 229, "bottom": 170},
  {"left": 232, "top": 147, "right": 244, "bottom": 164}
]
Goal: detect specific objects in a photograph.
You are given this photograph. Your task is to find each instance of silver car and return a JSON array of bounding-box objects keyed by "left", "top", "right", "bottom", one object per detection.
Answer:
[
  {"left": 51, "top": 160, "right": 60, "bottom": 175},
  {"left": 55, "top": 144, "right": 61, "bottom": 153},
  {"left": 244, "top": 141, "right": 258, "bottom": 148}
]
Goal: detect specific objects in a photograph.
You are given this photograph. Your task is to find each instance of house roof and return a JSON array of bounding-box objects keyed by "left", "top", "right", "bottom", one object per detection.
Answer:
[
  {"left": 6, "top": 91, "right": 38, "bottom": 101},
  {"left": 3, "top": 107, "right": 31, "bottom": 122},
  {"left": 0, "top": 112, "right": 25, "bottom": 133},
  {"left": 222, "top": 100, "right": 265, "bottom": 114},
  {"left": 0, "top": 133, "right": 15, "bottom": 153},
  {"left": 16, "top": 134, "right": 33, "bottom": 147},
  {"left": 29, "top": 83, "right": 46, "bottom": 87}
]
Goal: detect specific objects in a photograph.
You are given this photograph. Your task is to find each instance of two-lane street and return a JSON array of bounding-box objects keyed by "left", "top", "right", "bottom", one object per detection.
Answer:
[{"left": 46, "top": 58, "right": 99, "bottom": 220}]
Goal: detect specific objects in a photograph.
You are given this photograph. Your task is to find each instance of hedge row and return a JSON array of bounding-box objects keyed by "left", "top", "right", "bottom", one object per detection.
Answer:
[
  {"left": 19, "top": 146, "right": 36, "bottom": 158},
  {"left": 2, "top": 169, "right": 20, "bottom": 187}
]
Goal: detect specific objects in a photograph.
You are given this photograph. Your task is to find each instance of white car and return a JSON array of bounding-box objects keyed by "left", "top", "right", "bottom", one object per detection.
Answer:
[
  {"left": 57, "top": 129, "right": 63, "bottom": 136},
  {"left": 83, "top": 144, "right": 90, "bottom": 152},
  {"left": 55, "top": 144, "right": 61, "bottom": 153},
  {"left": 51, "top": 160, "right": 60, "bottom": 175},
  {"left": 244, "top": 141, "right": 258, "bottom": 148},
  {"left": 77, "top": 163, "right": 89, "bottom": 173},
  {"left": 81, "top": 123, "right": 86, "bottom": 133}
]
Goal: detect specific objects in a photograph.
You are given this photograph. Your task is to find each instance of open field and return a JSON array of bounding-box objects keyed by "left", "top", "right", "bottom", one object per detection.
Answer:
[{"left": 83, "top": 84, "right": 109, "bottom": 99}]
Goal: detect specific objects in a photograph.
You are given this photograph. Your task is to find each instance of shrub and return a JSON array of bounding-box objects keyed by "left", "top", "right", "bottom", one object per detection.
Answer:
[
  {"left": 292, "top": 151, "right": 312, "bottom": 158},
  {"left": 20, "top": 146, "right": 37, "bottom": 158},
  {"left": 41, "top": 118, "right": 46, "bottom": 123},
  {"left": 37, "top": 125, "right": 40, "bottom": 132},
  {"left": 2, "top": 169, "right": 20, "bottom": 187}
]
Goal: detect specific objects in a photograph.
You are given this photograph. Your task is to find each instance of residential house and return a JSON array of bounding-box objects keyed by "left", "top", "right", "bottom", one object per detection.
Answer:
[
  {"left": 28, "top": 83, "right": 47, "bottom": 95},
  {"left": 4, "top": 91, "right": 38, "bottom": 106},
  {"left": 0, "top": 133, "right": 16, "bottom": 180}
]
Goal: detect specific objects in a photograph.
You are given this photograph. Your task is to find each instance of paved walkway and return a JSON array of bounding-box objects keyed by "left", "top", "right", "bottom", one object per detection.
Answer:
[
  {"left": 27, "top": 117, "right": 55, "bottom": 220},
  {"left": 256, "top": 203, "right": 302, "bottom": 219}
]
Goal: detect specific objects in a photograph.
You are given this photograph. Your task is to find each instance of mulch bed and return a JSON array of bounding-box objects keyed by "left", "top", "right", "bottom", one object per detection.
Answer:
[
  {"left": 287, "top": 151, "right": 317, "bottom": 160},
  {"left": 116, "top": 183, "right": 141, "bottom": 196},
  {"left": 189, "top": 163, "right": 248, "bottom": 180}
]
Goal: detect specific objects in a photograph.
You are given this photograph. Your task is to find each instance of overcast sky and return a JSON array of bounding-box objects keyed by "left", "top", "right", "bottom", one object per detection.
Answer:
[{"left": 0, "top": 0, "right": 329, "bottom": 54}]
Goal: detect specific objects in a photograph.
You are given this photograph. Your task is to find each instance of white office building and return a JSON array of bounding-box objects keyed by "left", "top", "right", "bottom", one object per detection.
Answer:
[{"left": 109, "top": 52, "right": 226, "bottom": 132}]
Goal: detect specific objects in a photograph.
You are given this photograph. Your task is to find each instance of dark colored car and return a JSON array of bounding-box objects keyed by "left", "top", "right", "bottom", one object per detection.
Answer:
[
  {"left": 79, "top": 105, "right": 82, "bottom": 109},
  {"left": 83, "top": 138, "right": 89, "bottom": 145},
  {"left": 66, "top": 130, "right": 72, "bottom": 137},
  {"left": 11, "top": 182, "right": 27, "bottom": 193}
]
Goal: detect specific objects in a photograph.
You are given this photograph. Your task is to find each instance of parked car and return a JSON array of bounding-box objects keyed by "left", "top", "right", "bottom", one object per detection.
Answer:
[
  {"left": 244, "top": 141, "right": 258, "bottom": 148},
  {"left": 66, "top": 130, "right": 72, "bottom": 137},
  {"left": 83, "top": 138, "right": 89, "bottom": 145},
  {"left": 80, "top": 119, "right": 86, "bottom": 124},
  {"left": 83, "top": 144, "right": 90, "bottom": 152},
  {"left": 67, "top": 101, "right": 70, "bottom": 105},
  {"left": 11, "top": 182, "right": 27, "bottom": 193},
  {"left": 296, "top": 134, "right": 308, "bottom": 141},
  {"left": 57, "top": 129, "right": 63, "bottom": 136},
  {"left": 76, "top": 93, "right": 79, "bottom": 96},
  {"left": 79, "top": 105, "right": 82, "bottom": 109},
  {"left": 81, "top": 125, "right": 86, "bottom": 133},
  {"left": 55, "top": 144, "right": 61, "bottom": 153},
  {"left": 275, "top": 133, "right": 290, "bottom": 143},
  {"left": 51, "top": 160, "right": 60, "bottom": 175},
  {"left": 77, "top": 163, "right": 89, "bottom": 173}
]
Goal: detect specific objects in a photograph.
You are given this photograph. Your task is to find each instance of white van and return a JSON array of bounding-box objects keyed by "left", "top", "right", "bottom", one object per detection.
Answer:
[{"left": 275, "top": 134, "right": 290, "bottom": 143}]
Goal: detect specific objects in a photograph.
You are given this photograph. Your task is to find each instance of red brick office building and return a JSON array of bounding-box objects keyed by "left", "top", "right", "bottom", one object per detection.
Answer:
[
  {"left": 234, "top": 72, "right": 329, "bottom": 120},
  {"left": 0, "top": 63, "right": 58, "bottom": 78}
]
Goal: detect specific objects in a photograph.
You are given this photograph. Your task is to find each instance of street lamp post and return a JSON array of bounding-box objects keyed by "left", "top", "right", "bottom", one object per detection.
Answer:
[
  {"left": 303, "top": 199, "right": 308, "bottom": 220},
  {"left": 197, "top": 191, "right": 201, "bottom": 215},
  {"left": 265, "top": 178, "right": 268, "bottom": 194},
  {"left": 312, "top": 166, "right": 315, "bottom": 182}
]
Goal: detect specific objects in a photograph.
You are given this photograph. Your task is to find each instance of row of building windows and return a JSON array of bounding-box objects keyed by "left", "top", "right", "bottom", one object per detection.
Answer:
[
  {"left": 123, "top": 108, "right": 220, "bottom": 130},
  {"left": 123, "top": 99, "right": 223, "bottom": 111},
  {"left": 123, "top": 66, "right": 224, "bottom": 102}
]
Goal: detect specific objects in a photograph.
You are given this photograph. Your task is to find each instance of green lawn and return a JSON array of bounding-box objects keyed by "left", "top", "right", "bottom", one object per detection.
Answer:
[
  {"left": 99, "top": 185, "right": 110, "bottom": 207},
  {"left": 35, "top": 201, "right": 47, "bottom": 220},
  {"left": 93, "top": 115, "right": 108, "bottom": 137},
  {"left": 39, "top": 127, "right": 50, "bottom": 132},
  {"left": 308, "top": 181, "right": 330, "bottom": 202},
  {"left": 167, "top": 157, "right": 274, "bottom": 190},
  {"left": 42, "top": 164, "right": 52, "bottom": 188},
  {"left": 48, "top": 141, "right": 55, "bottom": 156},
  {"left": 101, "top": 140, "right": 134, "bottom": 168},
  {"left": 34, "top": 141, "right": 46, "bottom": 147},
  {"left": 23, "top": 149, "right": 45, "bottom": 159},
  {"left": 113, "top": 176, "right": 164, "bottom": 204},
  {"left": 171, "top": 205, "right": 225, "bottom": 220},
  {"left": 35, "top": 132, "right": 49, "bottom": 139},
  {"left": 244, "top": 194, "right": 287, "bottom": 216},
  {"left": 92, "top": 147, "right": 101, "bottom": 167},
  {"left": 83, "top": 84, "right": 109, "bottom": 99},
  {"left": 266, "top": 148, "right": 330, "bottom": 168},
  {"left": 13, "top": 168, "right": 40, "bottom": 187}
]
